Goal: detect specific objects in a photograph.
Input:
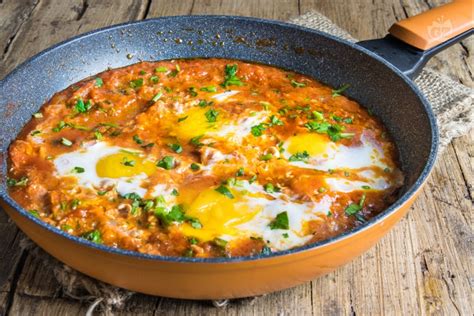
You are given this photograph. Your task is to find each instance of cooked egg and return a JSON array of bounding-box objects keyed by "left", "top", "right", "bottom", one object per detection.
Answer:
[
  {"left": 177, "top": 181, "right": 331, "bottom": 251},
  {"left": 282, "top": 133, "right": 388, "bottom": 171},
  {"left": 54, "top": 142, "right": 156, "bottom": 197}
]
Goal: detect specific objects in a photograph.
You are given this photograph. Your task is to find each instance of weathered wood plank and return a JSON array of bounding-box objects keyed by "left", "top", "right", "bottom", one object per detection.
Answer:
[
  {"left": 0, "top": 0, "right": 150, "bottom": 79},
  {"left": 1, "top": 0, "right": 151, "bottom": 314},
  {"left": 0, "top": 0, "right": 39, "bottom": 67}
]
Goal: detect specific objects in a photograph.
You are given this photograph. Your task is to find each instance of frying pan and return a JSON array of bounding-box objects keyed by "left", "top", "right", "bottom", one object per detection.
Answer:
[{"left": 0, "top": 1, "right": 472, "bottom": 299}]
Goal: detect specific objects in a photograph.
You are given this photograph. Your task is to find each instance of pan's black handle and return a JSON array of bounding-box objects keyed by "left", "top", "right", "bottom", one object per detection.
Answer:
[{"left": 357, "top": 0, "right": 473, "bottom": 79}]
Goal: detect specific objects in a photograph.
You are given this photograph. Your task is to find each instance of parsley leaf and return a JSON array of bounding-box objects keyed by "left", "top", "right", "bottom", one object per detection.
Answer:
[
  {"left": 345, "top": 193, "right": 366, "bottom": 216},
  {"left": 95, "top": 78, "right": 103, "bottom": 87},
  {"left": 205, "top": 109, "right": 219, "bottom": 122},
  {"left": 200, "top": 86, "right": 217, "bottom": 92},
  {"left": 74, "top": 98, "right": 92, "bottom": 113},
  {"left": 221, "top": 64, "right": 244, "bottom": 87},
  {"left": 7, "top": 176, "right": 29, "bottom": 187},
  {"left": 129, "top": 78, "right": 144, "bottom": 89},
  {"left": 251, "top": 123, "right": 267, "bottom": 137},
  {"left": 288, "top": 151, "right": 310, "bottom": 162},
  {"left": 156, "top": 156, "right": 175, "bottom": 170},
  {"left": 269, "top": 211, "right": 289, "bottom": 230},
  {"left": 290, "top": 79, "right": 306, "bottom": 88},
  {"left": 215, "top": 185, "right": 234, "bottom": 199},
  {"left": 168, "top": 143, "right": 183, "bottom": 153},
  {"left": 82, "top": 230, "right": 102, "bottom": 244},
  {"left": 332, "top": 84, "right": 350, "bottom": 97}
]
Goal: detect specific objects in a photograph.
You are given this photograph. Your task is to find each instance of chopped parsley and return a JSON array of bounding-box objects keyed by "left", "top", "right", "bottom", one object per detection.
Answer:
[
  {"left": 152, "top": 92, "right": 163, "bottom": 102},
  {"left": 260, "top": 153, "right": 273, "bottom": 161},
  {"left": 263, "top": 183, "right": 279, "bottom": 193},
  {"left": 168, "top": 143, "right": 183, "bottom": 153},
  {"left": 122, "top": 157, "right": 136, "bottom": 167},
  {"left": 305, "top": 121, "right": 354, "bottom": 142},
  {"left": 177, "top": 115, "right": 188, "bottom": 122},
  {"left": 74, "top": 98, "right": 92, "bottom": 113},
  {"left": 215, "top": 185, "right": 234, "bottom": 199},
  {"left": 205, "top": 109, "right": 219, "bottom": 122},
  {"left": 332, "top": 84, "right": 350, "bottom": 97},
  {"left": 221, "top": 64, "right": 244, "bottom": 87},
  {"left": 7, "top": 176, "right": 29, "bottom": 187},
  {"left": 198, "top": 100, "right": 211, "bottom": 107},
  {"left": 150, "top": 76, "right": 159, "bottom": 84},
  {"left": 95, "top": 77, "right": 103, "bottom": 87},
  {"left": 236, "top": 167, "right": 244, "bottom": 177},
  {"left": 155, "top": 66, "right": 168, "bottom": 73},
  {"left": 288, "top": 151, "right": 310, "bottom": 162},
  {"left": 290, "top": 79, "right": 306, "bottom": 88},
  {"left": 133, "top": 135, "right": 143, "bottom": 144},
  {"left": 82, "top": 230, "right": 102, "bottom": 244},
  {"left": 213, "top": 238, "right": 228, "bottom": 248},
  {"left": 251, "top": 123, "right": 267, "bottom": 137},
  {"left": 188, "top": 87, "right": 198, "bottom": 97},
  {"left": 269, "top": 211, "right": 289, "bottom": 230},
  {"left": 72, "top": 166, "right": 85, "bottom": 173},
  {"left": 157, "top": 156, "right": 175, "bottom": 170},
  {"left": 30, "top": 130, "right": 41, "bottom": 136},
  {"left": 190, "top": 163, "right": 200, "bottom": 171},
  {"left": 200, "top": 86, "right": 217, "bottom": 92},
  {"left": 362, "top": 185, "right": 371, "bottom": 190},
  {"left": 345, "top": 193, "right": 366, "bottom": 216},
  {"left": 129, "top": 78, "right": 144, "bottom": 89},
  {"left": 269, "top": 115, "right": 284, "bottom": 126},
  {"left": 189, "top": 135, "right": 204, "bottom": 147},
  {"left": 94, "top": 131, "right": 103, "bottom": 140}
]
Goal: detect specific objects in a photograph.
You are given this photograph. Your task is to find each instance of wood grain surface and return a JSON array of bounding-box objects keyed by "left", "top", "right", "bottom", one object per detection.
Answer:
[{"left": 0, "top": 0, "right": 472, "bottom": 315}]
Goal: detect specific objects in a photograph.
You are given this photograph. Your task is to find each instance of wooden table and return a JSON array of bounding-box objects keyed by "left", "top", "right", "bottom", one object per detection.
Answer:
[{"left": 0, "top": 0, "right": 472, "bottom": 315}]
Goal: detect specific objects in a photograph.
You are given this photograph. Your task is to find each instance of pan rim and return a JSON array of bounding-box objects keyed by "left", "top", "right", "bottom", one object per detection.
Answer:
[{"left": 0, "top": 15, "right": 439, "bottom": 264}]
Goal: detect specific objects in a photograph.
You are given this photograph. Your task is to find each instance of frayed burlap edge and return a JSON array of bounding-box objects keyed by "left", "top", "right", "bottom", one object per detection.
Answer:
[{"left": 17, "top": 10, "right": 473, "bottom": 313}]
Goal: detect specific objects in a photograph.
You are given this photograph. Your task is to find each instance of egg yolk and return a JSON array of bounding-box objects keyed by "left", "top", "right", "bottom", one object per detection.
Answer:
[
  {"left": 172, "top": 107, "right": 220, "bottom": 141},
  {"left": 96, "top": 152, "right": 156, "bottom": 178},
  {"left": 286, "top": 133, "right": 331, "bottom": 157},
  {"left": 179, "top": 187, "right": 259, "bottom": 241}
]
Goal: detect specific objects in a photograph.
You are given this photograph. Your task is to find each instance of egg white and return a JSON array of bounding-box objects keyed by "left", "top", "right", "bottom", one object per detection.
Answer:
[{"left": 53, "top": 142, "right": 150, "bottom": 197}]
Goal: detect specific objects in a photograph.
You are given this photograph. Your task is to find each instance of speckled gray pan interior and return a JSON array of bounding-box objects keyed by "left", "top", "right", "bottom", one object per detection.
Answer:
[{"left": 0, "top": 16, "right": 438, "bottom": 262}]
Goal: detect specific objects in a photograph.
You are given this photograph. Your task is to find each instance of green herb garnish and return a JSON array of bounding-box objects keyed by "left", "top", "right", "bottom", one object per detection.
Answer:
[
  {"left": 95, "top": 78, "right": 103, "bottom": 87},
  {"left": 133, "top": 135, "right": 143, "bottom": 144},
  {"left": 122, "top": 157, "right": 136, "bottom": 167},
  {"left": 269, "top": 211, "right": 289, "bottom": 230},
  {"left": 200, "top": 86, "right": 217, "bottom": 92},
  {"left": 82, "top": 230, "right": 102, "bottom": 244},
  {"left": 288, "top": 151, "right": 310, "bottom": 162},
  {"left": 251, "top": 123, "right": 267, "bottom": 137},
  {"left": 221, "top": 64, "right": 244, "bottom": 87},
  {"left": 332, "top": 84, "right": 350, "bottom": 97},
  {"left": 7, "top": 176, "right": 29, "bottom": 187},
  {"left": 152, "top": 92, "right": 163, "bottom": 102},
  {"left": 345, "top": 193, "right": 366, "bottom": 216},
  {"left": 129, "top": 78, "right": 144, "bottom": 89},
  {"left": 205, "top": 109, "right": 219, "bottom": 123},
  {"left": 157, "top": 156, "right": 175, "bottom": 170},
  {"left": 72, "top": 166, "right": 85, "bottom": 173},
  {"left": 168, "top": 143, "right": 183, "bottom": 153},
  {"left": 74, "top": 98, "right": 92, "bottom": 113},
  {"left": 290, "top": 80, "right": 306, "bottom": 88},
  {"left": 215, "top": 185, "right": 234, "bottom": 199}
]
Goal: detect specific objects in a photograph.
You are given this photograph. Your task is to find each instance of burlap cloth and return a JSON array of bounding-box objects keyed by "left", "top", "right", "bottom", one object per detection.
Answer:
[{"left": 15, "top": 11, "right": 474, "bottom": 315}]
